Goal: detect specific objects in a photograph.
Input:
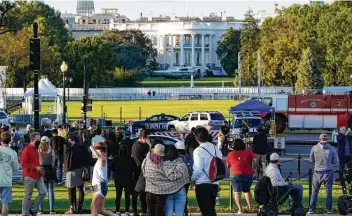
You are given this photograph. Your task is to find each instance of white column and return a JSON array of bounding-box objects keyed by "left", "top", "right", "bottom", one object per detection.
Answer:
[
  {"left": 163, "top": 35, "right": 167, "bottom": 64},
  {"left": 201, "top": 34, "right": 205, "bottom": 67},
  {"left": 209, "top": 34, "right": 213, "bottom": 65},
  {"left": 191, "top": 34, "right": 195, "bottom": 66},
  {"left": 214, "top": 35, "right": 218, "bottom": 66},
  {"left": 180, "top": 35, "right": 184, "bottom": 66},
  {"left": 170, "top": 34, "right": 174, "bottom": 67}
]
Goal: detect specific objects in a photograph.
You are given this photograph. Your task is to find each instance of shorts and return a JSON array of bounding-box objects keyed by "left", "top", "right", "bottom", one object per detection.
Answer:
[
  {"left": 0, "top": 187, "right": 12, "bottom": 204},
  {"left": 93, "top": 182, "right": 108, "bottom": 198},
  {"left": 230, "top": 175, "right": 253, "bottom": 193}
]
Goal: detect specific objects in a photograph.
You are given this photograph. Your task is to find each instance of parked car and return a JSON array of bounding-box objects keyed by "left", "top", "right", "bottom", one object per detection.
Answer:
[
  {"left": 126, "top": 113, "right": 179, "bottom": 132},
  {"left": 0, "top": 111, "right": 10, "bottom": 127},
  {"left": 167, "top": 111, "right": 225, "bottom": 132},
  {"left": 131, "top": 135, "right": 180, "bottom": 145}
]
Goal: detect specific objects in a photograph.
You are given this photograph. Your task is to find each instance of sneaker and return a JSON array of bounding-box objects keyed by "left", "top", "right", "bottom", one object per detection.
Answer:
[
  {"left": 327, "top": 211, "right": 332, "bottom": 214},
  {"left": 307, "top": 210, "right": 314, "bottom": 214},
  {"left": 125, "top": 212, "right": 131, "bottom": 216},
  {"left": 50, "top": 211, "right": 56, "bottom": 214},
  {"left": 37, "top": 210, "right": 43, "bottom": 215},
  {"left": 115, "top": 212, "right": 121, "bottom": 216}
]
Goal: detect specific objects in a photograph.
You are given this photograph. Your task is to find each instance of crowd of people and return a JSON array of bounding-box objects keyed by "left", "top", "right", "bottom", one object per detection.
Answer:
[{"left": 0, "top": 122, "right": 351, "bottom": 216}]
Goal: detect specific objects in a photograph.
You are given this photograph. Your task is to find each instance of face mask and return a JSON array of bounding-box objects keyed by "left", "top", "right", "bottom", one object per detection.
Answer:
[{"left": 35, "top": 140, "right": 41, "bottom": 149}]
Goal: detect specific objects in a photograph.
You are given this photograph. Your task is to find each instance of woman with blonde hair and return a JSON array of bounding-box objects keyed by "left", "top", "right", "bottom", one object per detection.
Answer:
[{"left": 38, "top": 136, "right": 56, "bottom": 214}]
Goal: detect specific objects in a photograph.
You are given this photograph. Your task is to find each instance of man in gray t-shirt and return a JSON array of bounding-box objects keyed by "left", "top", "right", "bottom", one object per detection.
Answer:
[{"left": 308, "top": 133, "right": 338, "bottom": 214}]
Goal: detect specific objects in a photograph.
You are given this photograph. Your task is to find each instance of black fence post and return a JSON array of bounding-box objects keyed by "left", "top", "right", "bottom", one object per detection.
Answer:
[
  {"left": 120, "top": 107, "right": 122, "bottom": 123},
  {"left": 308, "top": 168, "right": 313, "bottom": 205},
  {"left": 139, "top": 107, "right": 142, "bottom": 120},
  {"left": 229, "top": 181, "right": 233, "bottom": 209},
  {"left": 298, "top": 154, "right": 301, "bottom": 180}
]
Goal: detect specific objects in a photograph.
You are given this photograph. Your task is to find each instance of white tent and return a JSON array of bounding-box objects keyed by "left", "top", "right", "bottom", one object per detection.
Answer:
[{"left": 23, "top": 79, "right": 62, "bottom": 120}]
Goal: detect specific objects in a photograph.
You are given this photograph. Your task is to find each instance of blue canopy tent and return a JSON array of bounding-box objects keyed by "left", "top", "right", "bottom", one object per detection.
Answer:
[{"left": 229, "top": 99, "right": 275, "bottom": 113}]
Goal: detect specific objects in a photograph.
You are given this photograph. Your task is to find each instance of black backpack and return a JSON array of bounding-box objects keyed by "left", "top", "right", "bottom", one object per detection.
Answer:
[
  {"left": 200, "top": 145, "right": 226, "bottom": 182},
  {"left": 255, "top": 176, "right": 273, "bottom": 205}
]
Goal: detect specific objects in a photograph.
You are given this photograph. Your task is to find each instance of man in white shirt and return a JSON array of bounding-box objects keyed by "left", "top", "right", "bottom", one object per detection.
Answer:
[
  {"left": 0, "top": 131, "right": 19, "bottom": 216},
  {"left": 264, "top": 153, "right": 303, "bottom": 209},
  {"left": 191, "top": 126, "right": 223, "bottom": 216}
]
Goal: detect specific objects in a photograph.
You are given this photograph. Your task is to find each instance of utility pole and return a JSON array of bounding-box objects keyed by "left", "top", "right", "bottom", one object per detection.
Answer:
[
  {"left": 30, "top": 22, "right": 40, "bottom": 131},
  {"left": 81, "top": 59, "right": 92, "bottom": 128},
  {"left": 83, "top": 59, "right": 87, "bottom": 126},
  {"left": 238, "top": 52, "right": 241, "bottom": 103},
  {"left": 257, "top": 51, "right": 261, "bottom": 98}
]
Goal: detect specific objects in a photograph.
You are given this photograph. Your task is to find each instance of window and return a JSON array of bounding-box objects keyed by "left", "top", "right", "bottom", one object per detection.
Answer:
[
  {"left": 0, "top": 112, "right": 7, "bottom": 119},
  {"left": 152, "top": 37, "right": 158, "bottom": 46},
  {"left": 210, "top": 113, "right": 225, "bottom": 121},
  {"left": 149, "top": 116, "right": 160, "bottom": 122},
  {"left": 180, "top": 114, "right": 190, "bottom": 121},
  {"left": 200, "top": 114, "right": 208, "bottom": 121},
  {"left": 263, "top": 97, "right": 273, "bottom": 106},
  {"left": 190, "top": 114, "right": 199, "bottom": 121},
  {"left": 233, "top": 119, "right": 263, "bottom": 128},
  {"left": 165, "top": 115, "right": 178, "bottom": 121}
]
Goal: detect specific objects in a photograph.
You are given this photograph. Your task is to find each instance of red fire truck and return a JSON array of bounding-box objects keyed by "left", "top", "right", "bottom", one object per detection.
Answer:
[{"left": 254, "top": 93, "right": 352, "bottom": 133}]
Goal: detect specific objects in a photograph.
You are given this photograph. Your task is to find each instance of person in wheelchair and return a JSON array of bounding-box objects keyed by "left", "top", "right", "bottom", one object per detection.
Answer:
[{"left": 263, "top": 153, "right": 304, "bottom": 211}]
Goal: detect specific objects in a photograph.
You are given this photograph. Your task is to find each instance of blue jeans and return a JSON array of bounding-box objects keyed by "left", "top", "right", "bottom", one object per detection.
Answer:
[
  {"left": 309, "top": 170, "right": 333, "bottom": 211},
  {"left": 39, "top": 181, "right": 55, "bottom": 211},
  {"left": 56, "top": 155, "right": 64, "bottom": 183},
  {"left": 165, "top": 187, "right": 186, "bottom": 216}
]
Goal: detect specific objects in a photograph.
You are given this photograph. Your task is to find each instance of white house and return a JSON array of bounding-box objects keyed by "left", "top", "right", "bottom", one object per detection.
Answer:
[{"left": 109, "top": 14, "right": 242, "bottom": 69}]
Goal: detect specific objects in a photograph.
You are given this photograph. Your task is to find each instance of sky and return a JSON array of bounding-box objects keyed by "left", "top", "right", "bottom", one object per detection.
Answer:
[{"left": 43, "top": 0, "right": 310, "bottom": 20}]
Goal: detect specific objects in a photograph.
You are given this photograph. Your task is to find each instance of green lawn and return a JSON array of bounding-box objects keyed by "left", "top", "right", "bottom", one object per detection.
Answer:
[
  {"left": 8, "top": 181, "right": 344, "bottom": 214},
  {"left": 140, "top": 77, "right": 234, "bottom": 88},
  {"left": 40, "top": 100, "right": 237, "bottom": 124}
]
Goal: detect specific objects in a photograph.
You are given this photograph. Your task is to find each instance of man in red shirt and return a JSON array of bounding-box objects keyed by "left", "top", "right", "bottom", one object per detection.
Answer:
[
  {"left": 21, "top": 132, "right": 47, "bottom": 216},
  {"left": 226, "top": 139, "right": 256, "bottom": 214}
]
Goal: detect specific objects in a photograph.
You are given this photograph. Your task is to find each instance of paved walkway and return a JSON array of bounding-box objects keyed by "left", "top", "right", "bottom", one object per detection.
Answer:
[{"left": 7, "top": 214, "right": 342, "bottom": 216}]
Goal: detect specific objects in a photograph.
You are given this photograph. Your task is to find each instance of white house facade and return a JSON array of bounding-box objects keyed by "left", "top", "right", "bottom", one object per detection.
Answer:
[{"left": 109, "top": 18, "right": 241, "bottom": 68}]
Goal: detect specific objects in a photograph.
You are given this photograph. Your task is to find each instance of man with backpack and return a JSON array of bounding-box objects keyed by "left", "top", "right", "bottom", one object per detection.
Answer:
[{"left": 191, "top": 126, "right": 225, "bottom": 216}]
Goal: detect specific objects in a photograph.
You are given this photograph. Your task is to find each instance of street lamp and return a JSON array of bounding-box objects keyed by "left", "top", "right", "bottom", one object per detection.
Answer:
[{"left": 60, "top": 61, "right": 68, "bottom": 124}]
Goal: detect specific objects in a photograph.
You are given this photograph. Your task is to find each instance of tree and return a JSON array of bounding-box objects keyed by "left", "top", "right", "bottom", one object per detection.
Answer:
[
  {"left": 0, "top": 20, "right": 61, "bottom": 88},
  {"left": 9, "top": 1, "right": 71, "bottom": 50},
  {"left": 216, "top": 27, "right": 240, "bottom": 77},
  {"left": 112, "top": 67, "right": 145, "bottom": 87},
  {"left": 295, "top": 47, "right": 323, "bottom": 91},
  {"left": 240, "top": 9, "right": 261, "bottom": 85},
  {"left": 62, "top": 36, "right": 117, "bottom": 87},
  {"left": 0, "top": 0, "right": 16, "bottom": 34},
  {"left": 101, "top": 30, "right": 157, "bottom": 72}
]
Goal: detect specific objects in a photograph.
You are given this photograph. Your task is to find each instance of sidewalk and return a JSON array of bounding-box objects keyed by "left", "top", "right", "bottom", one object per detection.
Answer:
[{"left": 7, "top": 214, "right": 341, "bottom": 216}]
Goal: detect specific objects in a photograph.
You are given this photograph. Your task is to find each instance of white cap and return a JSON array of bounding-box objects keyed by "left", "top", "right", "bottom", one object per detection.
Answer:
[
  {"left": 270, "top": 153, "right": 280, "bottom": 161},
  {"left": 175, "top": 141, "right": 185, "bottom": 150},
  {"left": 41, "top": 136, "right": 50, "bottom": 143}
]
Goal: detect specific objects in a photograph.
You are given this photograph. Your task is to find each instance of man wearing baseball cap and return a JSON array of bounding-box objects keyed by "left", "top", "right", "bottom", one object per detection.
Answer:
[
  {"left": 308, "top": 133, "right": 338, "bottom": 214},
  {"left": 264, "top": 153, "right": 303, "bottom": 210}
]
